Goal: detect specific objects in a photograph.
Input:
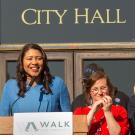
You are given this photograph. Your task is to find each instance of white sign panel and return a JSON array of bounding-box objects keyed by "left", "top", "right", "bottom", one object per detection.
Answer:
[{"left": 13, "top": 112, "right": 73, "bottom": 135}]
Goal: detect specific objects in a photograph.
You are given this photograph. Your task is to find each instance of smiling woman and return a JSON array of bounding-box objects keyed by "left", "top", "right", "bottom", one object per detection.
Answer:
[
  {"left": 23, "top": 49, "right": 44, "bottom": 78},
  {"left": 74, "top": 70, "right": 129, "bottom": 135},
  {"left": 0, "top": 43, "right": 71, "bottom": 116}
]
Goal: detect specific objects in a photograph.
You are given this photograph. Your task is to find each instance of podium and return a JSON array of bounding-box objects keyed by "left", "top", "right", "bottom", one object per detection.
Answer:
[{"left": 0, "top": 115, "right": 88, "bottom": 135}]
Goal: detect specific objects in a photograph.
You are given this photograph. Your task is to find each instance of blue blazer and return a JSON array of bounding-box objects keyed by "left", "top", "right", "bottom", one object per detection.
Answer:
[{"left": 0, "top": 76, "right": 71, "bottom": 116}]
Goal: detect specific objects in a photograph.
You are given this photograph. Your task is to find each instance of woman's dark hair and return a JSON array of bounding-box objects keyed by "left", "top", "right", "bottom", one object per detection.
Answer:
[
  {"left": 83, "top": 71, "right": 115, "bottom": 99},
  {"left": 16, "top": 43, "right": 53, "bottom": 97}
]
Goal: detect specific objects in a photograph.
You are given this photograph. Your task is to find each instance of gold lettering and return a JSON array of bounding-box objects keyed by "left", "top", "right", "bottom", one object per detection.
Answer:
[
  {"left": 75, "top": 8, "right": 89, "bottom": 24},
  {"left": 91, "top": 9, "right": 104, "bottom": 23},
  {"left": 37, "top": 10, "right": 41, "bottom": 24},
  {"left": 41, "top": 10, "right": 68, "bottom": 24},
  {"left": 41, "top": 10, "right": 52, "bottom": 24},
  {"left": 21, "top": 8, "right": 126, "bottom": 25},
  {"left": 55, "top": 10, "right": 68, "bottom": 24},
  {"left": 21, "top": 8, "right": 37, "bottom": 25},
  {"left": 106, "top": 9, "right": 116, "bottom": 23},
  {"left": 116, "top": 9, "right": 126, "bottom": 23}
]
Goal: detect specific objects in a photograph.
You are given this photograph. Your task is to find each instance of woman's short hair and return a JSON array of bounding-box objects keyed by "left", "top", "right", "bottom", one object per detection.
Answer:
[{"left": 83, "top": 64, "right": 115, "bottom": 98}]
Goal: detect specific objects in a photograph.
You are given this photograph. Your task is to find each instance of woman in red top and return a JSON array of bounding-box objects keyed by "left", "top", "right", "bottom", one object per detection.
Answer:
[{"left": 74, "top": 70, "right": 129, "bottom": 135}]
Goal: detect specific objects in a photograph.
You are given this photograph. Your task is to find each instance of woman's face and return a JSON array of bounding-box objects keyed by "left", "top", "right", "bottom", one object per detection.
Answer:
[
  {"left": 90, "top": 78, "right": 109, "bottom": 103},
  {"left": 23, "top": 49, "right": 44, "bottom": 78}
]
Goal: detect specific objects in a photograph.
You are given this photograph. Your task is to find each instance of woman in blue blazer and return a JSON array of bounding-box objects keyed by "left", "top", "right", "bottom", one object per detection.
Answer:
[{"left": 0, "top": 43, "right": 71, "bottom": 116}]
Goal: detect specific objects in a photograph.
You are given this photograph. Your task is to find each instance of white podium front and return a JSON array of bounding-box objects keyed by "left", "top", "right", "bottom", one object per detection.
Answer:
[
  {"left": 14, "top": 112, "right": 72, "bottom": 135},
  {"left": 0, "top": 114, "right": 88, "bottom": 135}
]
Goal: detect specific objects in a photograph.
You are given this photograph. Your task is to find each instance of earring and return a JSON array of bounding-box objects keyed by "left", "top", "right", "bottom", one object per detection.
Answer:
[
  {"left": 87, "top": 94, "right": 93, "bottom": 106},
  {"left": 89, "top": 98, "right": 93, "bottom": 105}
]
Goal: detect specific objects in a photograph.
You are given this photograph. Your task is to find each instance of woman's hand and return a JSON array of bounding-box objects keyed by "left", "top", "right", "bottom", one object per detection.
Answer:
[
  {"left": 87, "top": 100, "right": 103, "bottom": 126},
  {"left": 90, "top": 95, "right": 112, "bottom": 113},
  {"left": 91, "top": 100, "right": 103, "bottom": 113},
  {"left": 102, "top": 95, "right": 112, "bottom": 112}
]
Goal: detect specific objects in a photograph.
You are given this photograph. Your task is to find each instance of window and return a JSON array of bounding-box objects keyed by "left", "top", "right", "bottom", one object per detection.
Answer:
[{"left": 74, "top": 51, "right": 135, "bottom": 97}]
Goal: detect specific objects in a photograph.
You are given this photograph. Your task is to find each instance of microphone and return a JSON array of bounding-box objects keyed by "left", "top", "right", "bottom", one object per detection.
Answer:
[
  {"left": 38, "top": 87, "right": 49, "bottom": 112},
  {"left": 39, "top": 87, "right": 49, "bottom": 102},
  {"left": 39, "top": 90, "right": 44, "bottom": 102},
  {"left": 9, "top": 76, "right": 36, "bottom": 116}
]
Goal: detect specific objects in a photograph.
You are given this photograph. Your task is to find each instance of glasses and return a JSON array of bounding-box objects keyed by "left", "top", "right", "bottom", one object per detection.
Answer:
[{"left": 91, "top": 86, "right": 108, "bottom": 94}]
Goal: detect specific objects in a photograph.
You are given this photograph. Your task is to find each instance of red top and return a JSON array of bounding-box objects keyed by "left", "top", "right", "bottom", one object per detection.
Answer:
[{"left": 74, "top": 105, "right": 129, "bottom": 135}]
